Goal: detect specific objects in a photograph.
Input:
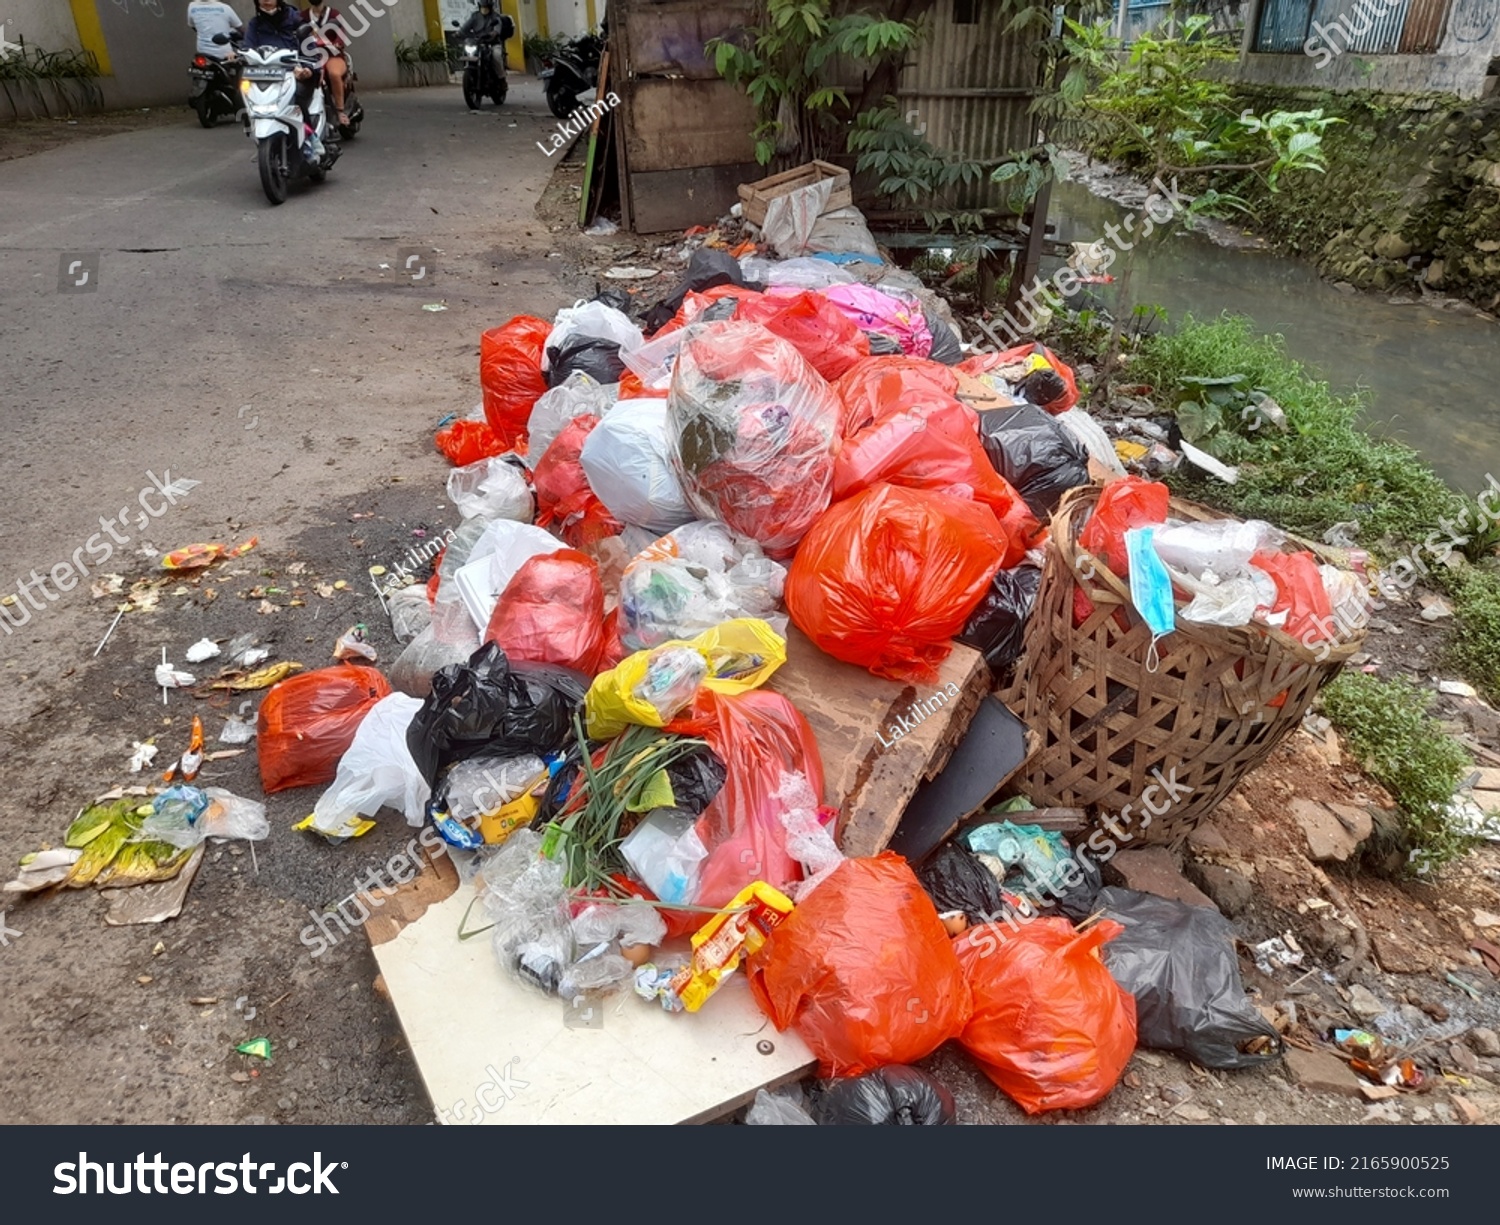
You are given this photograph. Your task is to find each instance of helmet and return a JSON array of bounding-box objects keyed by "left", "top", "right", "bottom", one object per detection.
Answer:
[{"left": 478, "top": 0, "right": 495, "bottom": 9}]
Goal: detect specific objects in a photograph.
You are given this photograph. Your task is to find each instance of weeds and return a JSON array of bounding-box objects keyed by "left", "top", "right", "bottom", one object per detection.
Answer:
[{"left": 1319, "top": 671, "right": 1472, "bottom": 871}]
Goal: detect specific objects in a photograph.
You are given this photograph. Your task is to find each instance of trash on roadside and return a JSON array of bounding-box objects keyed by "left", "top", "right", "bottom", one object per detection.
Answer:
[
  {"left": 745, "top": 1085, "right": 818, "bottom": 1125},
  {"left": 1253, "top": 934, "right": 1306, "bottom": 975},
  {"left": 160, "top": 715, "right": 205, "bottom": 784},
  {"left": 814, "top": 1066, "right": 957, "bottom": 1126},
  {"left": 668, "top": 880, "right": 795, "bottom": 1012},
  {"left": 333, "top": 624, "right": 378, "bottom": 663},
  {"left": 235, "top": 1038, "right": 273, "bottom": 1061},
  {"left": 128, "top": 741, "right": 159, "bottom": 773},
  {"left": 161, "top": 538, "right": 257, "bottom": 571},
  {"left": 184, "top": 638, "right": 221, "bottom": 664},
  {"left": 258, "top": 664, "right": 393, "bottom": 793},
  {"left": 213, "top": 660, "right": 304, "bottom": 691}
]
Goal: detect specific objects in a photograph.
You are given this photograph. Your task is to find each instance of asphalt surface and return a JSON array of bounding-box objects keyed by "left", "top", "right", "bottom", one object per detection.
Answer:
[{"left": 0, "top": 80, "right": 596, "bottom": 1124}]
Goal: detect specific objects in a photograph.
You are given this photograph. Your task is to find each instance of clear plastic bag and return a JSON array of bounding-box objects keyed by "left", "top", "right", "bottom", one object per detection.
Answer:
[
  {"left": 526, "top": 372, "right": 614, "bottom": 468},
  {"left": 446, "top": 456, "right": 533, "bottom": 522},
  {"left": 436, "top": 754, "right": 545, "bottom": 824},
  {"left": 746, "top": 1086, "right": 818, "bottom": 1125},
  {"left": 739, "top": 255, "right": 858, "bottom": 290},
  {"left": 481, "top": 829, "right": 574, "bottom": 996},
  {"left": 620, "top": 807, "right": 710, "bottom": 907},
  {"left": 389, "top": 622, "right": 482, "bottom": 699},
  {"left": 138, "top": 786, "right": 268, "bottom": 848},
  {"left": 776, "top": 770, "right": 842, "bottom": 900},
  {"left": 1153, "top": 519, "right": 1281, "bottom": 578},
  {"left": 1056, "top": 407, "right": 1127, "bottom": 476},
  {"left": 667, "top": 321, "right": 843, "bottom": 558},
  {"left": 579, "top": 398, "right": 695, "bottom": 533},
  {"left": 618, "top": 521, "right": 788, "bottom": 649},
  {"left": 387, "top": 583, "right": 433, "bottom": 644},
  {"left": 542, "top": 300, "right": 643, "bottom": 373},
  {"left": 310, "top": 693, "right": 431, "bottom": 837}
]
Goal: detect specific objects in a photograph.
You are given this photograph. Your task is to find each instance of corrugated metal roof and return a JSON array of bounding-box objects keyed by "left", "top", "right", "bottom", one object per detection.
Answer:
[{"left": 1312, "top": 0, "right": 1413, "bottom": 54}]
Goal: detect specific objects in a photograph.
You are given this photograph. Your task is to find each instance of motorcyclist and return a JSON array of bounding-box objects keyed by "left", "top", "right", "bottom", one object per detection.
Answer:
[
  {"left": 456, "top": 1, "right": 512, "bottom": 81},
  {"left": 304, "top": 1, "right": 350, "bottom": 128},
  {"left": 245, "top": 0, "right": 320, "bottom": 120},
  {"left": 187, "top": 1, "right": 242, "bottom": 60}
]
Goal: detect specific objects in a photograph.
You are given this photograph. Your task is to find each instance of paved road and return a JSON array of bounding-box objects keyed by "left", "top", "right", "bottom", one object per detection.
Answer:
[{"left": 0, "top": 81, "right": 597, "bottom": 1124}]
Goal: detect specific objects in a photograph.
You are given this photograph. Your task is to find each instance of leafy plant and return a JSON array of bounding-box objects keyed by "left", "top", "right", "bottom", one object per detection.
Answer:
[
  {"left": 523, "top": 33, "right": 564, "bottom": 62},
  {"left": 1433, "top": 566, "right": 1500, "bottom": 703},
  {"left": 1319, "top": 672, "right": 1472, "bottom": 871}
]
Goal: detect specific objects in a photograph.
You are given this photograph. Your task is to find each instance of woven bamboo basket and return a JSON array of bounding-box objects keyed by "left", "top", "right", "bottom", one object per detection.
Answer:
[{"left": 1000, "top": 485, "right": 1366, "bottom": 845}]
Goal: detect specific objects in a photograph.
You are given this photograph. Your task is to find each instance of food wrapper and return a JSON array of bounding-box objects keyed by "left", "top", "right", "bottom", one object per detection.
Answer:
[{"left": 667, "top": 881, "right": 794, "bottom": 1013}]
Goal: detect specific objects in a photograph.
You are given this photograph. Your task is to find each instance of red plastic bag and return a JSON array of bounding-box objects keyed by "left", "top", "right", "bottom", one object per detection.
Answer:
[
  {"left": 650, "top": 284, "right": 766, "bottom": 338},
  {"left": 1078, "top": 476, "right": 1170, "bottom": 578},
  {"left": 618, "top": 370, "right": 669, "bottom": 400},
  {"left": 484, "top": 549, "right": 606, "bottom": 674},
  {"left": 668, "top": 321, "right": 842, "bottom": 558},
  {"left": 785, "top": 483, "right": 1012, "bottom": 681},
  {"left": 833, "top": 355, "right": 960, "bottom": 438},
  {"left": 664, "top": 688, "right": 825, "bottom": 916},
  {"left": 533, "top": 416, "right": 623, "bottom": 548},
  {"left": 257, "top": 664, "right": 392, "bottom": 793},
  {"left": 435, "top": 417, "right": 508, "bottom": 467},
  {"left": 833, "top": 398, "right": 1042, "bottom": 565},
  {"left": 953, "top": 918, "right": 1136, "bottom": 1114},
  {"left": 748, "top": 854, "right": 972, "bottom": 1078},
  {"left": 1252, "top": 549, "right": 1333, "bottom": 642},
  {"left": 959, "top": 343, "right": 1079, "bottom": 414},
  {"left": 481, "top": 315, "right": 551, "bottom": 448},
  {"left": 735, "top": 290, "right": 871, "bottom": 383}
]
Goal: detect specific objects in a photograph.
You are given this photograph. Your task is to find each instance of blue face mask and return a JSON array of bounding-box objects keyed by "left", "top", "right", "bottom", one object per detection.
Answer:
[{"left": 1125, "top": 526, "right": 1176, "bottom": 669}]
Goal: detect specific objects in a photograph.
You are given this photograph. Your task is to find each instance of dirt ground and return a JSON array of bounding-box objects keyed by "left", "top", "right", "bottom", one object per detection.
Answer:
[{"left": 2, "top": 105, "right": 1497, "bottom": 1128}]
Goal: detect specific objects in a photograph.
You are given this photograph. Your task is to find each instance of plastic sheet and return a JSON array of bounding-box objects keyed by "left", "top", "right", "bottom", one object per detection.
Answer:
[
  {"left": 815, "top": 1066, "right": 957, "bottom": 1125},
  {"left": 446, "top": 455, "right": 533, "bottom": 522},
  {"left": 748, "top": 854, "right": 971, "bottom": 1078},
  {"left": 954, "top": 918, "right": 1137, "bottom": 1114},
  {"left": 1153, "top": 519, "right": 1281, "bottom": 577},
  {"left": 257, "top": 664, "right": 392, "bottom": 793},
  {"left": 578, "top": 398, "right": 695, "bottom": 533},
  {"left": 533, "top": 415, "right": 623, "bottom": 548},
  {"left": 310, "top": 693, "right": 431, "bottom": 837},
  {"left": 832, "top": 355, "right": 960, "bottom": 438},
  {"left": 667, "top": 321, "right": 842, "bottom": 557},
  {"left": 785, "top": 483, "right": 1012, "bottom": 681},
  {"left": 480, "top": 315, "right": 551, "bottom": 449},
  {"left": 618, "top": 521, "right": 788, "bottom": 649},
  {"left": 734, "top": 290, "right": 871, "bottom": 382},
  {"left": 526, "top": 372, "right": 615, "bottom": 471},
  {"left": 619, "top": 807, "right": 709, "bottom": 908},
  {"left": 484, "top": 550, "right": 606, "bottom": 674},
  {"left": 739, "top": 255, "right": 857, "bottom": 290},
  {"left": 1095, "top": 887, "right": 1282, "bottom": 1069},
  {"left": 957, "top": 564, "right": 1042, "bottom": 670},
  {"left": 820, "top": 284, "right": 932, "bottom": 358},
  {"left": 1057, "top": 408, "right": 1126, "bottom": 477},
  {"left": 977, "top": 404, "right": 1090, "bottom": 518},
  {"left": 406, "top": 642, "right": 586, "bottom": 789}
]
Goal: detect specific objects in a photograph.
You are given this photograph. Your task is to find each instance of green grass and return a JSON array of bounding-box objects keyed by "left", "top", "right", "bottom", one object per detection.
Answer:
[
  {"left": 1131, "top": 315, "right": 1463, "bottom": 545},
  {"left": 1319, "top": 671, "right": 1472, "bottom": 871},
  {"left": 1433, "top": 566, "right": 1500, "bottom": 701}
]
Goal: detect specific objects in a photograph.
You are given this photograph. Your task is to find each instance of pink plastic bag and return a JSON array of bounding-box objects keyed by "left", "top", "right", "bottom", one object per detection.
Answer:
[{"left": 820, "top": 284, "right": 933, "bottom": 358}]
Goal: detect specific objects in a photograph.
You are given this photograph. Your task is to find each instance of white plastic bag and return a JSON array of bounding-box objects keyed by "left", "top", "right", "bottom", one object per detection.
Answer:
[
  {"left": 579, "top": 399, "right": 695, "bottom": 533},
  {"left": 453, "top": 520, "right": 565, "bottom": 633},
  {"left": 542, "top": 301, "right": 643, "bottom": 372},
  {"left": 446, "top": 456, "right": 533, "bottom": 522},
  {"left": 740, "top": 255, "right": 858, "bottom": 289},
  {"left": 746, "top": 1086, "right": 818, "bottom": 1126},
  {"left": 526, "top": 372, "right": 615, "bottom": 467},
  {"left": 1056, "top": 407, "right": 1127, "bottom": 477},
  {"left": 761, "top": 177, "right": 836, "bottom": 259},
  {"left": 1154, "top": 519, "right": 1280, "bottom": 578},
  {"left": 310, "top": 693, "right": 431, "bottom": 837}
]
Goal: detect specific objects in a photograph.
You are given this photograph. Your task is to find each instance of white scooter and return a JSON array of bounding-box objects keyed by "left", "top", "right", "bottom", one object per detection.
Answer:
[{"left": 218, "top": 29, "right": 339, "bottom": 206}]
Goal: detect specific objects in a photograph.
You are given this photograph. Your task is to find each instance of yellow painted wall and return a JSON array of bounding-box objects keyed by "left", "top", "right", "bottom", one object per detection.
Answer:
[
  {"left": 501, "top": 0, "right": 525, "bottom": 71},
  {"left": 424, "top": 0, "right": 445, "bottom": 42},
  {"left": 67, "top": 0, "right": 110, "bottom": 77}
]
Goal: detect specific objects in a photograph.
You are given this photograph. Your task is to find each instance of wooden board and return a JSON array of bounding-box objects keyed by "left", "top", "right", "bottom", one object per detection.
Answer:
[
  {"left": 371, "top": 882, "right": 815, "bottom": 1125},
  {"left": 627, "top": 164, "right": 760, "bottom": 234},
  {"left": 578, "top": 50, "right": 612, "bottom": 227},
  {"left": 768, "top": 626, "right": 987, "bottom": 859},
  {"left": 622, "top": 79, "right": 756, "bottom": 172},
  {"left": 620, "top": 0, "right": 756, "bottom": 79}
]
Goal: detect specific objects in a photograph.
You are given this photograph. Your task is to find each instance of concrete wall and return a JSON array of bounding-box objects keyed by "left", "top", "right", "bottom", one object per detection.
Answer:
[
  {"left": 391, "top": 0, "right": 430, "bottom": 45},
  {"left": 3, "top": 0, "right": 84, "bottom": 53}
]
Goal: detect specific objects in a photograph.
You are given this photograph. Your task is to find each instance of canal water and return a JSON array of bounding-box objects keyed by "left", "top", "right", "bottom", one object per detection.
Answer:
[{"left": 1046, "top": 178, "right": 1500, "bottom": 500}]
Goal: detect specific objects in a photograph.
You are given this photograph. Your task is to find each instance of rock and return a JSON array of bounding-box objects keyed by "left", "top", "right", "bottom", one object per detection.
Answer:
[
  {"left": 1284, "top": 1047, "right": 1365, "bottom": 1098},
  {"left": 1473, "top": 790, "right": 1500, "bottom": 815},
  {"left": 1439, "top": 678, "right": 1477, "bottom": 696},
  {"left": 1292, "top": 798, "right": 1365, "bottom": 862},
  {"left": 1372, "top": 928, "right": 1434, "bottom": 975},
  {"left": 1412, "top": 1105, "right": 1432, "bottom": 1121},
  {"left": 1326, "top": 802, "right": 1374, "bottom": 844},
  {"left": 1135, "top": 1051, "right": 1164, "bottom": 1068},
  {"left": 1424, "top": 259, "right": 1446, "bottom": 288},
  {"left": 1187, "top": 821, "right": 1231, "bottom": 857},
  {"left": 1360, "top": 1084, "right": 1400, "bottom": 1101},
  {"left": 1472, "top": 908, "right": 1500, "bottom": 930},
  {"left": 1397, "top": 1003, "right": 1429, "bottom": 1031},
  {"left": 1161, "top": 1082, "right": 1193, "bottom": 1106},
  {"left": 1374, "top": 233, "right": 1413, "bottom": 260},
  {"left": 1452, "top": 1094, "right": 1483, "bottom": 1125},
  {"left": 1101, "top": 847, "right": 1215, "bottom": 909},
  {"left": 1468, "top": 1027, "right": 1500, "bottom": 1057},
  {"left": 1415, "top": 998, "right": 1450, "bottom": 1022},
  {"left": 1184, "top": 861, "right": 1254, "bottom": 917},
  {"left": 1448, "top": 1043, "right": 1480, "bottom": 1074},
  {"left": 1420, "top": 594, "right": 1454, "bottom": 621},
  {"left": 1346, "top": 983, "right": 1387, "bottom": 1021},
  {"left": 1471, "top": 767, "right": 1500, "bottom": 790},
  {"left": 1176, "top": 1104, "right": 1213, "bottom": 1121}
]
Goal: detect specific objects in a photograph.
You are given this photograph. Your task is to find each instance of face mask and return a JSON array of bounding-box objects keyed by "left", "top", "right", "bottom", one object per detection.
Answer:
[{"left": 1124, "top": 526, "right": 1176, "bottom": 670}]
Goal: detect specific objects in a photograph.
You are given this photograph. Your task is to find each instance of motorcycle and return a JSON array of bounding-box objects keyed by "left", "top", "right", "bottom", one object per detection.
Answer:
[
  {"left": 188, "top": 50, "right": 242, "bottom": 129},
  {"left": 326, "top": 46, "right": 364, "bottom": 139},
  {"left": 460, "top": 35, "right": 508, "bottom": 109},
  {"left": 540, "top": 32, "right": 603, "bottom": 121},
  {"left": 217, "top": 30, "right": 338, "bottom": 206}
]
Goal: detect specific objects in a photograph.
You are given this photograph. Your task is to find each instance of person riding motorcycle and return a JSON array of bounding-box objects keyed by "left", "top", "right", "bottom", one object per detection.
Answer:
[
  {"left": 244, "top": 0, "right": 320, "bottom": 118},
  {"left": 187, "top": 0, "right": 242, "bottom": 60},
  {"left": 456, "top": 0, "right": 512, "bottom": 81},
  {"left": 304, "top": 1, "right": 351, "bottom": 128}
]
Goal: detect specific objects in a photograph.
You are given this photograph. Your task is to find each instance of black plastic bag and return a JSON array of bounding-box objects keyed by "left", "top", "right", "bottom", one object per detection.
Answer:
[
  {"left": 407, "top": 642, "right": 586, "bottom": 788},
  {"left": 865, "top": 332, "right": 903, "bottom": 356},
  {"left": 916, "top": 843, "right": 1006, "bottom": 924},
  {"left": 925, "top": 312, "right": 963, "bottom": 365},
  {"left": 663, "top": 743, "right": 726, "bottom": 816},
  {"left": 958, "top": 564, "right": 1042, "bottom": 670},
  {"left": 644, "top": 248, "right": 745, "bottom": 333},
  {"left": 1095, "top": 886, "right": 1283, "bottom": 1069},
  {"left": 978, "top": 403, "right": 1090, "bottom": 518},
  {"left": 1019, "top": 366, "right": 1070, "bottom": 411},
  {"left": 592, "top": 287, "right": 633, "bottom": 315},
  {"left": 547, "top": 336, "right": 625, "bottom": 387},
  {"left": 815, "top": 1067, "right": 957, "bottom": 1126}
]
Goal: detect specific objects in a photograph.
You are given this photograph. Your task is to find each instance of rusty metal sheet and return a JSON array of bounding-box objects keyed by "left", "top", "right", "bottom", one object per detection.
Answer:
[
  {"left": 1401, "top": 0, "right": 1453, "bottom": 52},
  {"left": 626, "top": 164, "right": 761, "bottom": 234}
]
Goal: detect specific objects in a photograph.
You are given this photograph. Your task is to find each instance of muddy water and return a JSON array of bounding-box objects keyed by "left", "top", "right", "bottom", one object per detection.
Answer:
[{"left": 1047, "top": 179, "right": 1500, "bottom": 500}]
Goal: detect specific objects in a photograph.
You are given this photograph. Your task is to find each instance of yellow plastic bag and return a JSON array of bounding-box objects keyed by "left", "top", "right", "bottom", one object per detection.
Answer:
[{"left": 585, "top": 619, "right": 786, "bottom": 740}]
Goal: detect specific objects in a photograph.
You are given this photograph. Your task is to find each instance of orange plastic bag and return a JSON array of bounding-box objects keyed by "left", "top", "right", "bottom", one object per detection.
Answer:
[
  {"left": 480, "top": 315, "right": 551, "bottom": 448},
  {"left": 748, "top": 854, "right": 972, "bottom": 1077},
  {"left": 435, "top": 417, "right": 509, "bottom": 467},
  {"left": 735, "top": 290, "right": 871, "bottom": 382},
  {"left": 485, "top": 549, "right": 606, "bottom": 674},
  {"left": 833, "top": 398, "right": 1042, "bottom": 565},
  {"left": 650, "top": 284, "right": 765, "bottom": 338},
  {"left": 959, "top": 343, "right": 1079, "bottom": 414},
  {"left": 658, "top": 689, "right": 823, "bottom": 924},
  {"left": 257, "top": 664, "right": 392, "bottom": 793},
  {"left": 618, "top": 370, "right": 669, "bottom": 400},
  {"left": 833, "top": 355, "right": 961, "bottom": 438},
  {"left": 1252, "top": 549, "right": 1334, "bottom": 642},
  {"left": 1078, "top": 476, "right": 1170, "bottom": 578},
  {"left": 954, "top": 918, "right": 1136, "bottom": 1114},
  {"left": 533, "top": 416, "right": 623, "bottom": 548},
  {"left": 785, "top": 483, "right": 1012, "bottom": 681}
]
